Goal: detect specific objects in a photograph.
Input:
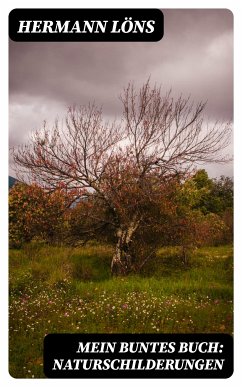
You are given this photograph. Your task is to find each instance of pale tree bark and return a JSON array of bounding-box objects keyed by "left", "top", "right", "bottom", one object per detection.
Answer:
[{"left": 111, "top": 214, "right": 141, "bottom": 275}]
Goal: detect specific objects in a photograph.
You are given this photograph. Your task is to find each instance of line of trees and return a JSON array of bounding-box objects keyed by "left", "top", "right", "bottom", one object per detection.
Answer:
[
  {"left": 10, "top": 80, "right": 232, "bottom": 275},
  {"left": 9, "top": 170, "right": 233, "bottom": 270}
]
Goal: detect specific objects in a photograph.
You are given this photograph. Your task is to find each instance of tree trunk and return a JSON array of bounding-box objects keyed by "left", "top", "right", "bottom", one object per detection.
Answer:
[
  {"left": 111, "top": 240, "right": 132, "bottom": 276},
  {"left": 111, "top": 216, "right": 140, "bottom": 276}
]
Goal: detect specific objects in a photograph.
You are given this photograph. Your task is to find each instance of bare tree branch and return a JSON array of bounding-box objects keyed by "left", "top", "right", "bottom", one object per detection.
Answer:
[{"left": 11, "top": 79, "right": 232, "bottom": 275}]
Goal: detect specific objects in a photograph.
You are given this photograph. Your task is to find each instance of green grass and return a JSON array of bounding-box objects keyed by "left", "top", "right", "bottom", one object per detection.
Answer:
[{"left": 9, "top": 243, "right": 233, "bottom": 378}]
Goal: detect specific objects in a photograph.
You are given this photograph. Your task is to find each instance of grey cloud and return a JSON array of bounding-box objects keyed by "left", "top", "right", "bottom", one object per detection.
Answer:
[{"left": 9, "top": 9, "right": 233, "bottom": 177}]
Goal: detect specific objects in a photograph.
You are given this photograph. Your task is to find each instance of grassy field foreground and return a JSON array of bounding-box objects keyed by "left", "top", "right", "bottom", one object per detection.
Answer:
[{"left": 9, "top": 243, "right": 233, "bottom": 378}]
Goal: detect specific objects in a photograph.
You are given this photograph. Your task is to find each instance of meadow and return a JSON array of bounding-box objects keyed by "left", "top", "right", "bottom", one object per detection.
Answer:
[{"left": 9, "top": 243, "right": 233, "bottom": 378}]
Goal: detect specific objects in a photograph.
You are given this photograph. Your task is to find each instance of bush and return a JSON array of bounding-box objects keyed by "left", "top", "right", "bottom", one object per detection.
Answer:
[{"left": 9, "top": 183, "right": 67, "bottom": 247}]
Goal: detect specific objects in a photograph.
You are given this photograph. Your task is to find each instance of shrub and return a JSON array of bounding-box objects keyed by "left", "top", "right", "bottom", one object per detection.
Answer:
[{"left": 9, "top": 183, "right": 67, "bottom": 247}]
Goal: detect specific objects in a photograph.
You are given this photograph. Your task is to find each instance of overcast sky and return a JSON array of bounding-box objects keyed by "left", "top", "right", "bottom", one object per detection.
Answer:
[{"left": 9, "top": 9, "right": 233, "bottom": 177}]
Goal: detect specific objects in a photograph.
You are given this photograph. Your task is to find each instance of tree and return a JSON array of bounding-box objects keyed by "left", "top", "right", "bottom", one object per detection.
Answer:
[
  {"left": 12, "top": 80, "right": 232, "bottom": 274},
  {"left": 173, "top": 170, "right": 233, "bottom": 252},
  {"left": 207, "top": 175, "right": 233, "bottom": 214},
  {"left": 9, "top": 182, "right": 70, "bottom": 247},
  {"left": 67, "top": 175, "right": 180, "bottom": 272},
  {"left": 190, "top": 169, "right": 233, "bottom": 215}
]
